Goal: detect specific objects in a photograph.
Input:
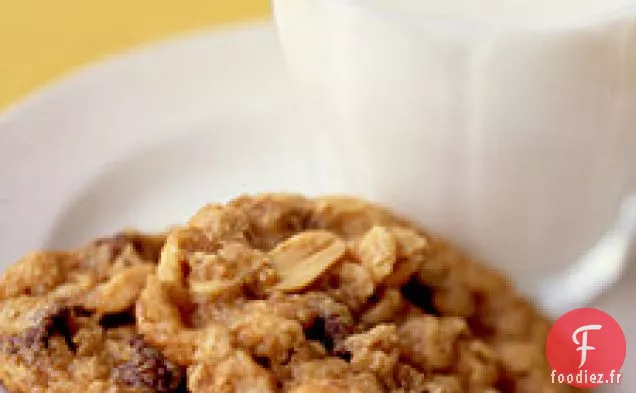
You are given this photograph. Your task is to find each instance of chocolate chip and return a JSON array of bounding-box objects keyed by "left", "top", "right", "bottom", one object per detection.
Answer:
[
  {"left": 400, "top": 276, "right": 437, "bottom": 315},
  {"left": 114, "top": 335, "right": 185, "bottom": 393}
]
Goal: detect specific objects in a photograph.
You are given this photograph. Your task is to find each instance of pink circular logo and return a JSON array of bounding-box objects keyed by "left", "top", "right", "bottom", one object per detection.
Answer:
[{"left": 546, "top": 308, "right": 626, "bottom": 388}]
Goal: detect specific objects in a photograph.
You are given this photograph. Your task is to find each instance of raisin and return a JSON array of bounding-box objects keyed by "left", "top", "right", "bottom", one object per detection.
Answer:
[
  {"left": 246, "top": 208, "right": 312, "bottom": 250},
  {"left": 495, "top": 374, "right": 516, "bottom": 393},
  {"left": 324, "top": 314, "right": 352, "bottom": 343},
  {"left": 99, "top": 310, "right": 136, "bottom": 329},
  {"left": 0, "top": 335, "right": 22, "bottom": 355},
  {"left": 94, "top": 233, "right": 164, "bottom": 263},
  {"left": 0, "top": 305, "right": 80, "bottom": 364},
  {"left": 129, "top": 234, "right": 165, "bottom": 262},
  {"left": 114, "top": 336, "right": 185, "bottom": 392},
  {"left": 305, "top": 316, "right": 331, "bottom": 350},
  {"left": 305, "top": 313, "right": 353, "bottom": 353},
  {"left": 254, "top": 356, "right": 272, "bottom": 368},
  {"left": 280, "top": 208, "right": 311, "bottom": 234},
  {"left": 95, "top": 234, "right": 129, "bottom": 259},
  {"left": 333, "top": 345, "right": 352, "bottom": 362},
  {"left": 466, "top": 293, "right": 495, "bottom": 338},
  {"left": 0, "top": 330, "right": 45, "bottom": 365},
  {"left": 32, "top": 306, "right": 79, "bottom": 352},
  {"left": 400, "top": 277, "right": 437, "bottom": 315},
  {"left": 71, "top": 305, "right": 94, "bottom": 318},
  {"left": 22, "top": 326, "right": 45, "bottom": 349}
]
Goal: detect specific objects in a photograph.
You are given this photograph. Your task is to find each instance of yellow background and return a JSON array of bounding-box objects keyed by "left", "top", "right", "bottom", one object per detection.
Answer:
[{"left": 0, "top": 0, "right": 270, "bottom": 111}]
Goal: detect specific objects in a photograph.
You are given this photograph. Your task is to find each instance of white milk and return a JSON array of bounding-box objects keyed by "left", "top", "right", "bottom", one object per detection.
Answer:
[
  {"left": 366, "top": 0, "right": 634, "bottom": 27},
  {"left": 273, "top": 0, "right": 636, "bottom": 303}
]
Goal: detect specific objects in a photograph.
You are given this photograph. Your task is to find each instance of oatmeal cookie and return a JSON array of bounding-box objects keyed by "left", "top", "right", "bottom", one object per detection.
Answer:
[
  {"left": 0, "top": 194, "right": 580, "bottom": 392},
  {"left": 0, "top": 232, "right": 175, "bottom": 393}
]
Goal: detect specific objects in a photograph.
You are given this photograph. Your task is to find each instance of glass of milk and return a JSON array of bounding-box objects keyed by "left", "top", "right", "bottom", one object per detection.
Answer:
[{"left": 272, "top": 0, "right": 636, "bottom": 316}]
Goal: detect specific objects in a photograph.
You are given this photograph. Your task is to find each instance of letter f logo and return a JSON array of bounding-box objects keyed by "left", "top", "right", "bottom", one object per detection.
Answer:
[{"left": 572, "top": 324, "right": 602, "bottom": 368}]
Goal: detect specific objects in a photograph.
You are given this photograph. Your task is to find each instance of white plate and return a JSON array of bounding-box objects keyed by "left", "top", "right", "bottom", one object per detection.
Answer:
[{"left": 0, "top": 21, "right": 631, "bottom": 390}]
